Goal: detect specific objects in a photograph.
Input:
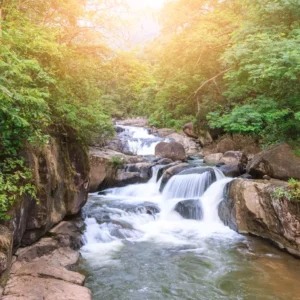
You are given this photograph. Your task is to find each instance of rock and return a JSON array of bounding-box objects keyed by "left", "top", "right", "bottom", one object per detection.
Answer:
[
  {"left": 174, "top": 200, "right": 203, "bottom": 220},
  {"left": 156, "top": 158, "right": 173, "bottom": 165},
  {"left": 247, "top": 143, "right": 300, "bottom": 180},
  {"left": 239, "top": 174, "right": 253, "bottom": 179},
  {"left": 49, "top": 220, "right": 84, "bottom": 250},
  {"left": 155, "top": 142, "right": 186, "bottom": 161},
  {"left": 204, "top": 153, "right": 223, "bottom": 165},
  {"left": 219, "top": 179, "right": 300, "bottom": 257},
  {"left": 159, "top": 163, "right": 194, "bottom": 192},
  {"left": 167, "top": 133, "right": 200, "bottom": 154},
  {"left": 89, "top": 148, "right": 145, "bottom": 192},
  {"left": 182, "top": 123, "right": 198, "bottom": 138},
  {"left": 218, "top": 182, "right": 238, "bottom": 231},
  {"left": 125, "top": 162, "right": 154, "bottom": 179},
  {"left": 114, "top": 171, "right": 148, "bottom": 186},
  {"left": 198, "top": 131, "right": 214, "bottom": 147},
  {"left": 156, "top": 162, "right": 182, "bottom": 181},
  {"left": 115, "top": 125, "right": 125, "bottom": 133},
  {"left": 216, "top": 138, "right": 236, "bottom": 153},
  {"left": 220, "top": 151, "right": 248, "bottom": 166},
  {"left": 11, "top": 261, "right": 85, "bottom": 285},
  {"left": 0, "top": 135, "right": 89, "bottom": 249},
  {"left": 3, "top": 274, "right": 92, "bottom": 300},
  {"left": 218, "top": 163, "right": 244, "bottom": 177},
  {"left": 0, "top": 226, "right": 13, "bottom": 278}
]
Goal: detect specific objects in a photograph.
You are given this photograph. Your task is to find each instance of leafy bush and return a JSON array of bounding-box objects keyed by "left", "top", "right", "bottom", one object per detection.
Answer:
[
  {"left": 0, "top": 159, "right": 37, "bottom": 220},
  {"left": 273, "top": 179, "right": 300, "bottom": 202}
]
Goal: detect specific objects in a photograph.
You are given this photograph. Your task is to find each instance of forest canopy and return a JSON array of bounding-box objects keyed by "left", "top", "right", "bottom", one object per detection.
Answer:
[{"left": 0, "top": 0, "right": 299, "bottom": 217}]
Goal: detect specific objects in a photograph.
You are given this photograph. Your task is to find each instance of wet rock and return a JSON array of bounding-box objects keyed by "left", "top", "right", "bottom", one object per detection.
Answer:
[
  {"left": 125, "top": 162, "right": 154, "bottom": 179},
  {"left": 174, "top": 200, "right": 203, "bottom": 220},
  {"left": 218, "top": 163, "right": 244, "bottom": 177},
  {"left": 115, "top": 171, "right": 148, "bottom": 186},
  {"left": 115, "top": 125, "right": 125, "bottom": 133},
  {"left": 247, "top": 143, "right": 300, "bottom": 180},
  {"left": 219, "top": 179, "right": 300, "bottom": 257},
  {"left": 155, "top": 142, "right": 186, "bottom": 161},
  {"left": 218, "top": 182, "right": 238, "bottom": 231},
  {"left": 157, "top": 162, "right": 182, "bottom": 181},
  {"left": 156, "top": 158, "right": 173, "bottom": 165},
  {"left": 204, "top": 153, "right": 223, "bottom": 165}
]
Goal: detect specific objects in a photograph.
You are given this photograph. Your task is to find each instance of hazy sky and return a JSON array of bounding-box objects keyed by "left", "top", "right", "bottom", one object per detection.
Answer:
[
  {"left": 121, "top": 0, "right": 166, "bottom": 48},
  {"left": 127, "top": 0, "right": 165, "bottom": 10}
]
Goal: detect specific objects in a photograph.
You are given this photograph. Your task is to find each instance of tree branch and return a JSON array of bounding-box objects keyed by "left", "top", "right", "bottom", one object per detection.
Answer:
[{"left": 193, "top": 67, "right": 233, "bottom": 96}]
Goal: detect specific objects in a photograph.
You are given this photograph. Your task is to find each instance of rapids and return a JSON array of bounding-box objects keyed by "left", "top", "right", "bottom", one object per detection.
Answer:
[{"left": 79, "top": 126, "right": 300, "bottom": 300}]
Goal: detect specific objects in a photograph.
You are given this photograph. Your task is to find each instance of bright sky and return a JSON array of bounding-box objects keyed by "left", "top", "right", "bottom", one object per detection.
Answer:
[
  {"left": 119, "top": 0, "right": 165, "bottom": 48},
  {"left": 127, "top": 0, "right": 165, "bottom": 10}
]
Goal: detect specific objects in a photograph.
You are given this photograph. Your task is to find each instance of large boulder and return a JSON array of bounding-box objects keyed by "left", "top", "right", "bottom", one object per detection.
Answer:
[
  {"left": 220, "top": 151, "right": 248, "bottom": 166},
  {"left": 219, "top": 179, "right": 300, "bottom": 257},
  {"left": 155, "top": 142, "right": 186, "bottom": 161},
  {"left": 89, "top": 148, "right": 145, "bottom": 192},
  {"left": 174, "top": 200, "right": 203, "bottom": 220},
  {"left": 182, "top": 123, "right": 198, "bottom": 138},
  {"left": 204, "top": 153, "right": 223, "bottom": 165},
  {"left": 247, "top": 143, "right": 300, "bottom": 180}
]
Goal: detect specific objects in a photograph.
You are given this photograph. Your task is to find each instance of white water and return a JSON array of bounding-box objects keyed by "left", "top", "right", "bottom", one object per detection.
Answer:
[
  {"left": 117, "top": 125, "right": 167, "bottom": 155},
  {"left": 81, "top": 166, "right": 237, "bottom": 266}
]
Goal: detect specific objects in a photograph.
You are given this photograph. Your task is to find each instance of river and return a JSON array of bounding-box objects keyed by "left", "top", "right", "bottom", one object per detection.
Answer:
[{"left": 78, "top": 126, "right": 300, "bottom": 300}]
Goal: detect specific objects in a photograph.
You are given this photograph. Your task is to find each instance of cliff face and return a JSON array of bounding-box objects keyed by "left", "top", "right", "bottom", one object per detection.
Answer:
[{"left": 0, "top": 133, "right": 90, "bottom": 283}]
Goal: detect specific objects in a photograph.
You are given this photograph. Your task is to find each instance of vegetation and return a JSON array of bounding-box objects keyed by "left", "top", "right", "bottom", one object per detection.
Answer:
[
  {"left": 135, "top": 0, "right": 300, "bottom": 147},
  {"left": 109, "top": 156, "right": 124, "bottom": 169},
  {"left": 1, "top": 0, "right": 300, "bottom": 218},
  {"left": 273, "top": 179, "right": 300, "bottom": 202},
  {"left": 0, "top": 0, "right": 124, "bottom": 218}
]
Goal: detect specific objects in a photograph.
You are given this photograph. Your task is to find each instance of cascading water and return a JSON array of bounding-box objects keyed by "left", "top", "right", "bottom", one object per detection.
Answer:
[
  {"left": 117, "top": 125, "right": 168, "bottom": 155},
  {"left": 80, "top": 137, "right": 300, "bottom": 300}
]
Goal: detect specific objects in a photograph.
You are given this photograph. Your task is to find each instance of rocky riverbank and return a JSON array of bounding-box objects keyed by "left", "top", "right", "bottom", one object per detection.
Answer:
[{"left": 0, "top": 132, "right": 91, "bottom": 298}]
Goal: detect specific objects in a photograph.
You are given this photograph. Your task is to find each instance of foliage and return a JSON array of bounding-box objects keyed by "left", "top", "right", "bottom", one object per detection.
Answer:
[
  {"left": 139, "top": 0, "right": 300, "bottom": 146},
  {"left": 109, "top": 156, "right": 124, "bottom": 169},
  {"left": 0, "top": 0, "right": 126, "bottom": 218},
  {"left": 273, "top": 179, "right": 300, "bottom": 202},
  {"left": 0, "top": 159, "right": 37, "bottom": 220}
]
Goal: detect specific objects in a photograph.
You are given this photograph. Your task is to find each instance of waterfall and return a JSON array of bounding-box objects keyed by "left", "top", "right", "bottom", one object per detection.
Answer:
[
  {"left": 117, "top": 125, "right": 167, "bottom": 155},
  {"left": 162, "top": 167, "right": 222, "bottom": 200},
  {"left": 81, "top": 153, "right": 236, "bottom": 273}
]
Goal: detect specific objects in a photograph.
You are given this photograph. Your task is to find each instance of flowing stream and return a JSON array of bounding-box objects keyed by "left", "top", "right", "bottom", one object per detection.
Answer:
[{"left": 79, "top": 126, "right": 300, "bottom": 300}]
